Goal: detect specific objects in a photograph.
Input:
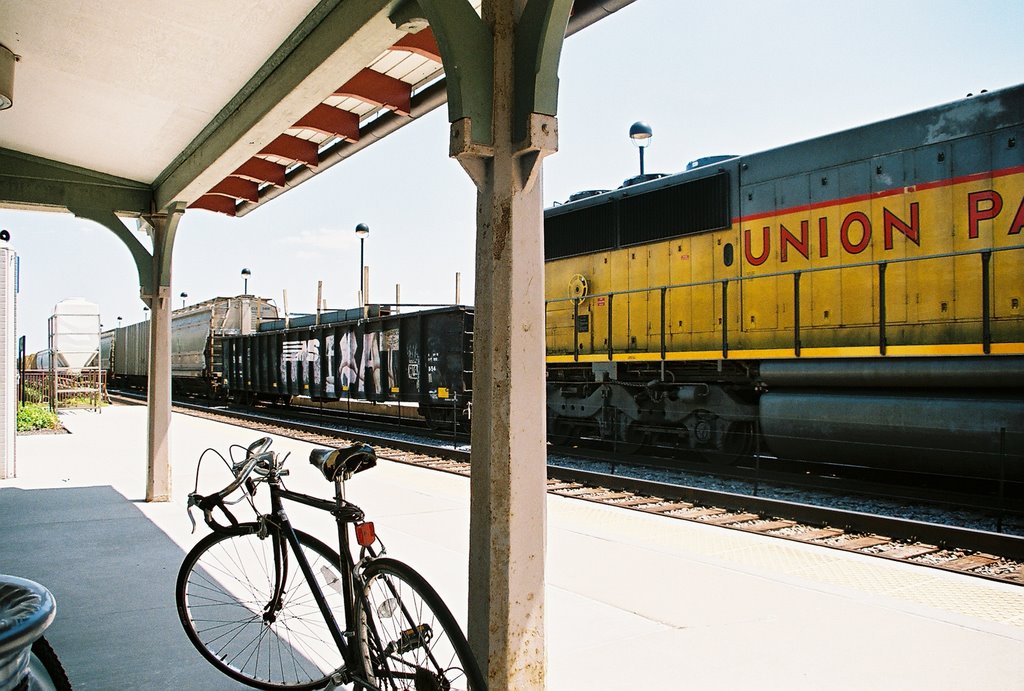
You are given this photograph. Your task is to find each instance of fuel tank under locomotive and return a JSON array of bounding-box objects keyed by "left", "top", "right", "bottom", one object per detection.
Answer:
[{"left": 758, "top": 357, "right": 1024, "bottom": 481}]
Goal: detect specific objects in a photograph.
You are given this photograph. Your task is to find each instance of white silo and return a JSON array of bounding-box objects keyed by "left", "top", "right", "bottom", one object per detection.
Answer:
[{"left": 48, "top": 298, "right": 100, "bottom": 370}]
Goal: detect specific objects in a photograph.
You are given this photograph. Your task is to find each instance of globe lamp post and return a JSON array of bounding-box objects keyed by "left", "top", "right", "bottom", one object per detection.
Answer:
[{"left": 629, "top": 121, "right": 653, "bottom": 175}]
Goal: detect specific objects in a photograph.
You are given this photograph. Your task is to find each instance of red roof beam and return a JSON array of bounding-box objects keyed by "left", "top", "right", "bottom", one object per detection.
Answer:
[
  {"left": 294, "top": 104, "right": 360, "bottom": 141},
  {"left": 259, "top": 134, "right": 319, "bottom": 167},
  {"left": 189, "top": 195, "right": 237, "bottom": 216},
  {"left": 392, "top": 28, "right": 441, "bottom": 62},
  {"left": 207, "top": 177, "right": 259, "bottom": 202},
  {"left": 231, "top": 158, "right": 287, "bottom": 187},
  {"left": 334, "top": 69, "right": 411, "bottom": 116}
]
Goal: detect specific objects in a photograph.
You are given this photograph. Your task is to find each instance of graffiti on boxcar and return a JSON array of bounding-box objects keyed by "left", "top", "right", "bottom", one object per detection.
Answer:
[
  {"left": 338, "top": 330, "right": 358, "bottom": 393},
  {"left": 385, "top": 328, "right": 400, "bottom": 394},
  {"left": 281, "top": 339, "right": 319, "bottom": 388},
  {"left": 360, "top": 332, "right": 382, "bottom": 398}
]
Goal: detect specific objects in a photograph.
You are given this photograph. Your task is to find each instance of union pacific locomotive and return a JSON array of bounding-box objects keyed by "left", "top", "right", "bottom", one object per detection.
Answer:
[{"left": 544, "top": 84, "right": 1023, "bottom": 478}]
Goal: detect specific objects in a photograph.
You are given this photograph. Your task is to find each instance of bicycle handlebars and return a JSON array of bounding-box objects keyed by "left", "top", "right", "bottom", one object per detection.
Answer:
[{"left": 187, "top": 440, "right": 278, "bottom": 533}]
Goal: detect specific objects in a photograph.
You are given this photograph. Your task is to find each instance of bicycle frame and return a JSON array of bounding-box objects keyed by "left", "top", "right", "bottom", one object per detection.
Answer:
[{"left": 258, "top": 472, "right": 377, "bottom": 688}]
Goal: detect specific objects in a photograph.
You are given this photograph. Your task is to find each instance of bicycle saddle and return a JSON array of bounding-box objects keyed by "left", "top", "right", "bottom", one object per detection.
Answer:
[{"left": 309, "top": 443, "right": 377, "bottom": 482}]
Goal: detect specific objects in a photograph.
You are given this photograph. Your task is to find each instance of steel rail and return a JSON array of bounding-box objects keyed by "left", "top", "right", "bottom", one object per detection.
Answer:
[
  {"left": 547, "top": 464, "right": 1024, "bottom": 562},
  {"left": 108, "top": 394, "right": 1024, "bottom": 579}
]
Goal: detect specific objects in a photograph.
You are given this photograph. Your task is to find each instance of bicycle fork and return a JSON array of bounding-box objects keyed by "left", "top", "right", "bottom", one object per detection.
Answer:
[{"left": 262, "top": 527, "right": 288, "bottom": 624}]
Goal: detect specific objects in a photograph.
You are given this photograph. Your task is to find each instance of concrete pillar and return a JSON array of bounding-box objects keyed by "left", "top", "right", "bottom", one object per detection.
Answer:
[
  {"left": 415, "top": 1, "right": 571, "bottom": 687},
  {"left": 465, "top": 135, "right": 550, "bottom": 689},
  {"left": 139, "top": 205, "right": 184, "bottom": 502},
  {"left": 142, "top": 285, "right": 172, "bottom": 500}
]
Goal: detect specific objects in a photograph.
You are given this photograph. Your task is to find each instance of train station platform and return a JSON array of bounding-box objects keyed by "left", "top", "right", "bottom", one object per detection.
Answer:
[{"left": 2, "top": 405, "right": 1022, "bottom": 689}]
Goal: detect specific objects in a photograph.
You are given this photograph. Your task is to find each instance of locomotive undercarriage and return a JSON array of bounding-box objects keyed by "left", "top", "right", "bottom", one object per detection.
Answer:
[{"left": 547, "top": 361, "right": 758, "bottom": 461}]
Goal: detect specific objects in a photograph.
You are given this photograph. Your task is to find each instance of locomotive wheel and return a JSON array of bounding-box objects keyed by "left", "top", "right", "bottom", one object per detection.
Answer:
[
  {"left": 547, "top": 414, "right": 576, "bottom": 447},
  {"left": 700, "top": 420, "right": 755, "bottom": 465},
  {"left": 614, "top": 422, "right": 647, "bottom": 455}
]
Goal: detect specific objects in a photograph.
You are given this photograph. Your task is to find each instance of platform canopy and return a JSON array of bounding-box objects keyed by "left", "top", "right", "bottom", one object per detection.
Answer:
[
  {"left": 0, "top": 0, "right": 629, "bottom": 218},
  {"left": 1, "top": 4, "right": 637, "bottom": 686}
]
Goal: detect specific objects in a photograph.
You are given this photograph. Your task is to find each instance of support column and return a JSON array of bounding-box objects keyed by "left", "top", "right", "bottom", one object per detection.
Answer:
[
  {"left": 73, "top": 203, "right": 185, "bottom": 501},
  {"left": 415, "top": 1, "right": 571, "bottom": 687},
  {"left": 139, "top": 205, "right": 184, "bottom": 501}
]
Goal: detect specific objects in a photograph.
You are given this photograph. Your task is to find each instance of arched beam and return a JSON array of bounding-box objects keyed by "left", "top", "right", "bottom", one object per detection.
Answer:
[
  {"left": 415, "top": 0, "right": 494, "bottom": 146},
  {"left": 66, "top": 206, "right": 154, "bottom": 293}
]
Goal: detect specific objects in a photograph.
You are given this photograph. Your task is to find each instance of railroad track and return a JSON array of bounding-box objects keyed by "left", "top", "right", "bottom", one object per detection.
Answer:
[{"left": 112, "top": 395, "right": 1024, "bottom": 586}]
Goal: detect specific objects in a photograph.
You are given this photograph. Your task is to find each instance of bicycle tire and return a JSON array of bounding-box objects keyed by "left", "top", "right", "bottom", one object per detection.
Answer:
[
  {"left": 176, "top": 525, "right": 352, "bottom": 690},
  {"left": 357, "top": 558, "right": 487, "bottom": 691},
  {"left": 28, "top": 636, "right": 73, "bottom": 690}
]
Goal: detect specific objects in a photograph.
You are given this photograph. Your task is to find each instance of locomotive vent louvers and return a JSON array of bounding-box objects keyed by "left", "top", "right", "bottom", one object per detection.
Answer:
[
  {"left": 545, "top": 202, "right": 617, "bottom": 260},
  {"left": 544, "top": 172, "right": 731, "bottom": 260},
  {"left": 619, "top": 172, "right": 731, "bottom": 247}
]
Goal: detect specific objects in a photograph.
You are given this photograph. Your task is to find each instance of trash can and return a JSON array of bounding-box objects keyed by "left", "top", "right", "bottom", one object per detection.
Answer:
[{"left": 0, "top": 575, "right": 57, "bottom": 691}]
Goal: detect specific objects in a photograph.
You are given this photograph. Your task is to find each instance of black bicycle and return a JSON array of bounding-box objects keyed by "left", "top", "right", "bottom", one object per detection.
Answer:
[{"left": 175, "top": 436, "right": 486, "bottom": 691}]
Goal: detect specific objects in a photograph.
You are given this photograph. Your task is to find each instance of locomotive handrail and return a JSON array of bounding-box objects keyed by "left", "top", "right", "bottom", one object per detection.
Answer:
[
  {"left": 546, "top": 243, "right": 1023, "bottom": 360},
  {"left": 544, "top": 243, "right": 1022, "bottom": 305}
]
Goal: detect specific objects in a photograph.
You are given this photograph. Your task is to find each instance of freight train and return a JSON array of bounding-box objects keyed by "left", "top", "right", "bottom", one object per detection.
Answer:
[
  {"left": 112, "top": 86, "right": 1024, "bottom": 481},
  {"left": 544, "top": 85, "right": 1024, "bottom": 478},
  {"left": 102, "top": 296, "right": 277, "bottom": 397}
]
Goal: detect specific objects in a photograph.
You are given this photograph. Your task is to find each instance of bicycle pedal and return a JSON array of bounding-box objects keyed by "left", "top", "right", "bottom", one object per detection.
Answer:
[{"left": 395, "top": 623, "right": 433, "bottom": 653}]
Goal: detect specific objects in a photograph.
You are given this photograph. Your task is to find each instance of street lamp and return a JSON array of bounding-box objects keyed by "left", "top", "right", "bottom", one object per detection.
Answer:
[
  {"left": 143, "top": 306, "right": 150, "bottom": 320},
  {"left": 117, "top": 316, "right": 122, "bottom": 329},
  {"left": 355, "top": 223, "right": 369, "bottom": 306},
  {"left": 241, "top": 268, "right": 251, "bottom": 295},
  {"left": 629, "top": 121, "right": 653, "bottom": 175},
  {"left": 180, "top": 291, "right": 188, "bottom": 309}
]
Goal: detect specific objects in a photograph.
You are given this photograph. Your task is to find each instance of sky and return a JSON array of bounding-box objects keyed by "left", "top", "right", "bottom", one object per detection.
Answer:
[{"left": 2, "top": 0, "right": 1023, "bottom": 352}]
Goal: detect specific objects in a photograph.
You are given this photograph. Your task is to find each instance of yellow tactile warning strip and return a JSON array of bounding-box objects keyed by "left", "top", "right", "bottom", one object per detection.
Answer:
[{"left": 551, "top": 495, "right": 1024, "bottom": 631}]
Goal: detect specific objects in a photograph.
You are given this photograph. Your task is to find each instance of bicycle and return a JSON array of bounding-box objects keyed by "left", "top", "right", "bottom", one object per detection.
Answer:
[{"left": 175, "top": 436, "right": 487, "bottom": 691}]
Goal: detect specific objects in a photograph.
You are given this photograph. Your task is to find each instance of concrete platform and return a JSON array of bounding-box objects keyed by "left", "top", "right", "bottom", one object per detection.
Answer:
[{"left": 2, "top": 405, "right": 1023, "bottom": 689}]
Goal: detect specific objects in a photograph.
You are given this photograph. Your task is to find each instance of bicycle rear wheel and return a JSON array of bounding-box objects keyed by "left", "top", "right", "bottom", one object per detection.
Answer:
[
  {"left": 176, "top": 525, "right": 349, "bottom": 690},
  {"left": 358, "top": 558, "right": 486, "bottom": 691},
  {"left": 28, "top": 636, "right": 72, "bottom": 691}
]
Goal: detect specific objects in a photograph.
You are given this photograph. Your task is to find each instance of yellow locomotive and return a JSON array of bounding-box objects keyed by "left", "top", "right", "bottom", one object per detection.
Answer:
[{"left": 544, "top": 85, "right": 1024, "bottom": 479}]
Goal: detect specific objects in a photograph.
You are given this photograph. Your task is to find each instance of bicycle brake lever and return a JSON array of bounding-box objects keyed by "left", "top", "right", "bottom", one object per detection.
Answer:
[{"left": 186, "top": 496, "right": 198, "bottom": 534}]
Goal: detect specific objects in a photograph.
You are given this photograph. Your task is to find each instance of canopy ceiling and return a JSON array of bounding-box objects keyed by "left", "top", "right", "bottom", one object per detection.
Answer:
[{"left": 0, "top": 0, "right": 633, "bottom": 218}]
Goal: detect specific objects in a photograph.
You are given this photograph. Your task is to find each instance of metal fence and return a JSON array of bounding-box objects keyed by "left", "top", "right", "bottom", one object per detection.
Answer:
[{"left": 20, "top": 369, "right": 106, "bottom": 411}]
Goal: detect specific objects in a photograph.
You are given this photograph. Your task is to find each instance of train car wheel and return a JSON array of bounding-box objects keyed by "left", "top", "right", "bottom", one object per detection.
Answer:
[
  {"left": 700, "top": 420, "right": 755, "bottom": 465},
  {"left": 547, "top": 414, "right": 576, "bottom": 447},
  {"left": 614, "top": 422, "right": 647, "bottom": 455}
]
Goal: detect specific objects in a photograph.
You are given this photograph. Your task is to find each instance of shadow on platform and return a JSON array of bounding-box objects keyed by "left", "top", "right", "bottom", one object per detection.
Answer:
[{"left": 0, "top": 484, "right": 249, "bottom": 689}]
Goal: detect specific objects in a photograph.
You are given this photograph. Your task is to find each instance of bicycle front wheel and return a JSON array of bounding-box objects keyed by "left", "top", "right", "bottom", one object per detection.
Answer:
[
  {"left": 176, "top": 525, "right": 349, "bottom": 690},
  {"left": 358, "top": 558, "right": 486, "bottom": 691}
]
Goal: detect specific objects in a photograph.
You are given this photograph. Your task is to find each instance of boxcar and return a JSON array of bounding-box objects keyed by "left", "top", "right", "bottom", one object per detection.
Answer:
[{"left": 222, "top": 306, "right": 474, "bottom": 429}]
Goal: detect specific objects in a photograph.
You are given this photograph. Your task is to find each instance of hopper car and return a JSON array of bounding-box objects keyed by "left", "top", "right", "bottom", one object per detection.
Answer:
[{"left": 102, "top": 296, "right": 277, "bottom": 397}]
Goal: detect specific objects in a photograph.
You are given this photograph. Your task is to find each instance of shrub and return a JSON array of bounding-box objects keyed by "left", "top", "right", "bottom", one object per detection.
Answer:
[{"left": 17, "top": 403, "right": 60, "bottom": 432}]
